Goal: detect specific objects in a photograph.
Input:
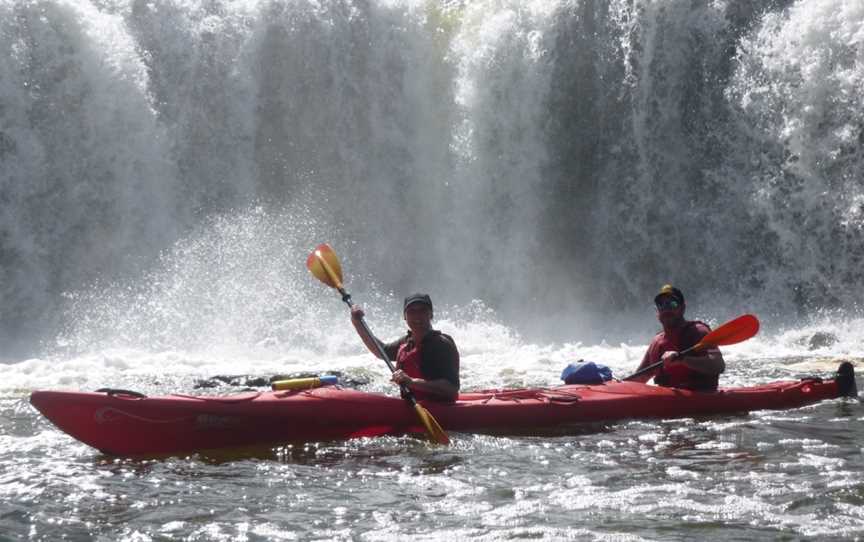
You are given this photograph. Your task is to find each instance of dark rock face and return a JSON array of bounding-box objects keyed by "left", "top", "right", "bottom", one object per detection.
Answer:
[
  {"left": 194, "top": 371, "right": 369, "bottom": 390},
  {"left": 808, "top": 332, "right": 838, "bottom": 350}
]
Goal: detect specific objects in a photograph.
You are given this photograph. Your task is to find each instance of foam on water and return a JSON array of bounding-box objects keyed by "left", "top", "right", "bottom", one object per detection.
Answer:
[
  {"left": 5, "top": 307, "right": 862, "bottom": 394},
  {"left": 3, "top": 189, "right": 861, "bottom": 393}
]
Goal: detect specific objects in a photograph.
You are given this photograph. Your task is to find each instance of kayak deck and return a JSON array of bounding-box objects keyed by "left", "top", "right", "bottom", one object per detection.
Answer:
[{"left": 30, "top": 362, "right": 857, "bottom": 456}]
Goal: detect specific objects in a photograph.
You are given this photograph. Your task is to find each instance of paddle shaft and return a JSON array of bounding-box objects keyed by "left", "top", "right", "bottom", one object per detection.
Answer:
[
  {"left": 623, "top": 342, "right": 708, "bottom": 382},
  {"left": 338, "top": 290, "right": 396, "bottom": 373}
]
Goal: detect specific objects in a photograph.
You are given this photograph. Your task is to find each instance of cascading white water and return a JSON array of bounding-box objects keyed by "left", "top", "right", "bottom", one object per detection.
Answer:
[
  {"left": 726, "top": 0, "right": 864, "bottom": 310},
  {"left": 1, "top": 0, "right": 862, "bottom": 358},
  {"left": 0, "top": 0, "right": 182, "bottom": 353}
]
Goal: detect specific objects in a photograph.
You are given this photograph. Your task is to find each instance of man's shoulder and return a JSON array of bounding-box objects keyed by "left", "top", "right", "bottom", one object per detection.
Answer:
[
  {"left": 425, "top": 330, "right": 459, "bottom": 352},
  {"left": 652, "top": 321, "right": 709, "bottom": 343},
  {"left": 679, "top": 320, "right": 711, "bottom": 344},
  {"left": 386, "top": 333, "right": 410, "bottom": 350},
  {"left": 650, "top": 330, "right": 666, "bottom": 343},
  {"left": 687, "top": 320, "right": 712, "bottom": 334},
  {"left": 429, "top": 330, "right": 456, "bottom": 344}
]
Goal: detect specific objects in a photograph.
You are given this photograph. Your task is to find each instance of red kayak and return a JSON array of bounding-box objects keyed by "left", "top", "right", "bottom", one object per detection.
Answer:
[{"left": 30, "top": 362, "right": 856, "bottom": 456}]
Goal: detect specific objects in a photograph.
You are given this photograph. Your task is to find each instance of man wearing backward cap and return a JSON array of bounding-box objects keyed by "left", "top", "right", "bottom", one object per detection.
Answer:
[
  {"left": 631, "top": 284, "right": 726, "bottom": 391},
  {"left": 351, "top": 293, "right": 460, "bottom": 402}
]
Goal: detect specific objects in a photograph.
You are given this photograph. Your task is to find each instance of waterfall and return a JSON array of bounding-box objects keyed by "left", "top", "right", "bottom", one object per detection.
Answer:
[{"left": 1, "top": 0, "right": 862, "bottom": 356}]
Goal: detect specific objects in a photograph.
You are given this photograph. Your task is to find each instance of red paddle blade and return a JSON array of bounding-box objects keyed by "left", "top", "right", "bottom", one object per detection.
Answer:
[{"left": 699, "top": 314, "right": 760, "bottom": 348}]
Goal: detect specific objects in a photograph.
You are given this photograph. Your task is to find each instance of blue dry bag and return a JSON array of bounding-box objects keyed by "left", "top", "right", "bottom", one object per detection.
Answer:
[{"left": 560, "top": 360, "right": 613, "bottom": 384}]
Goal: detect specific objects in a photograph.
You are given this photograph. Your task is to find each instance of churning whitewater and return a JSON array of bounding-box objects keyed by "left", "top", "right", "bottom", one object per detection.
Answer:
[
  {"left": 1, "top": 0, "right": 863, "bottom": 540},
  {"left": 0, "top": 0, "right": 863, "bottom": 356}
]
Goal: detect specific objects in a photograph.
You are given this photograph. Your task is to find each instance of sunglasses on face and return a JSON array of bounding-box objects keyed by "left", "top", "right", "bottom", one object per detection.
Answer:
[{"left": 655, "top": 298, "right": 681, "bottom": 311}]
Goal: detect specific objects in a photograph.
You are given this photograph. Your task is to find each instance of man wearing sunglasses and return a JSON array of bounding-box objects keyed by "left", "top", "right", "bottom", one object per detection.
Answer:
[{"left": 631, "top": 284, "right": 725, "bottom": 391}]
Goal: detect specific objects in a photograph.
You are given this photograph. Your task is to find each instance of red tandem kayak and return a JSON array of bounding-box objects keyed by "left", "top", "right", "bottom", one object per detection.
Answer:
[{"left": 30, "top": 362, "right": 856, "bottom": 456}]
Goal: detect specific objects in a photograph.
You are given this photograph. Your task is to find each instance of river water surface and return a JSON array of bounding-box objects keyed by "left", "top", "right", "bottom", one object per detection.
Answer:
[{"left": 2, "top": 330, "right": 862, "bottom": 541}]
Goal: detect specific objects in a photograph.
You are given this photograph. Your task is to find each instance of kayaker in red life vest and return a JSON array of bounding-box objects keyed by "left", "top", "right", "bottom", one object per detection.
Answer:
[
  {"left": 350, "top": 293, "right": 460, "bottom": 402},
  {"left": 632, "top": 285, "right": 726, "bottom": 391}
]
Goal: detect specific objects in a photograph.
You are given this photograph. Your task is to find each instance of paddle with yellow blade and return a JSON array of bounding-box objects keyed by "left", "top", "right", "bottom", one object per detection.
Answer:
[
  {"left": 306, "top": 243, "right": 450, "bottom": 445},
  {"left": 623, "top": 314, "right": 760, "bottom": 381}
]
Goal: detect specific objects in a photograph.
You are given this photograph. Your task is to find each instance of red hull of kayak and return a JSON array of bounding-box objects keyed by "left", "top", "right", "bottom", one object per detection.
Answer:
[{"left": 30, "top": 374, "right": 849, "bottom": 456}]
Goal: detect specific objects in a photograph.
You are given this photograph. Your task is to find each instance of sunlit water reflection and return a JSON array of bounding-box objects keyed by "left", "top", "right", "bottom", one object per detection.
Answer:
[{"left": 2, "top": 355, "right": 861, "bottom": 541}]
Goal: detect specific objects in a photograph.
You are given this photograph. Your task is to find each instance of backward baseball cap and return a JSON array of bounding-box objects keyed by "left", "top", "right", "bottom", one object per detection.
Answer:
[
  {"left": 403, "top": 293, "right": 433, "bottom": 311},
  {"left": 654, "top": 284, "right": 685, "bottom": 305}
]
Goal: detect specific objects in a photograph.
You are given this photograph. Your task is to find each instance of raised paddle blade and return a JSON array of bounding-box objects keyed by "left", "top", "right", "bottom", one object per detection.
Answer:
[
  {"left": 413, "top": 403, "right": 450, "bottom": 444},
  {"left": 306, "top": 243, "right": 344, "bottom": 289},
  {"left": 691, "top": 314, "right": 760, "bottom": 351}
]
